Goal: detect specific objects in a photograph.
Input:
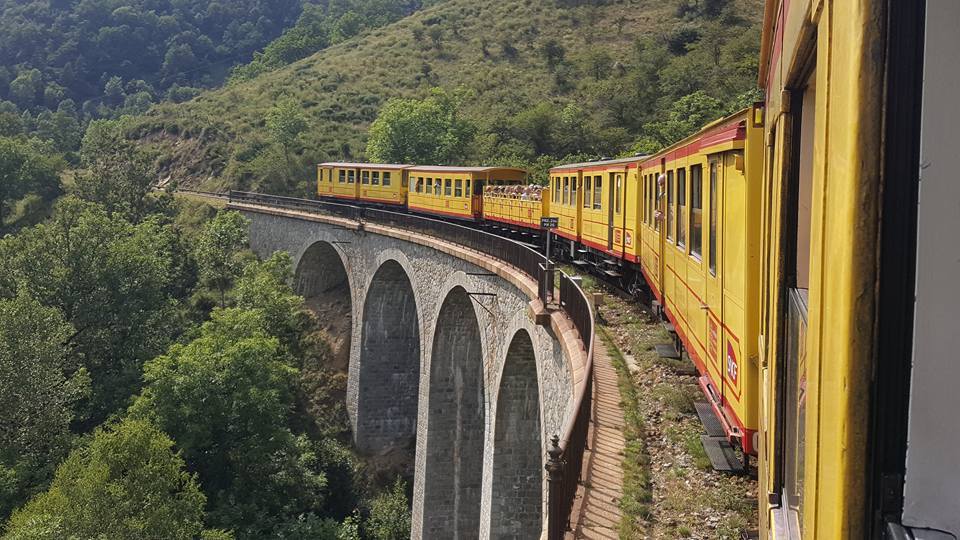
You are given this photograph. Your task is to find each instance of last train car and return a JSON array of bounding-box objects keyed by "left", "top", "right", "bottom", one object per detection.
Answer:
[{"left": 757, "top": 0, "right": 960, "bottom": 538}]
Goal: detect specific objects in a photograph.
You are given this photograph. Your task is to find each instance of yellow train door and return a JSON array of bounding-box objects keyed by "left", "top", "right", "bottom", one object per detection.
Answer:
[{"left": 705, "top": 156, "right": 725, "bottom": 397}]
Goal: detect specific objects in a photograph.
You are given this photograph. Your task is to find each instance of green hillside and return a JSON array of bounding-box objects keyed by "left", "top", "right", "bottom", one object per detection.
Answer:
[{"left": 131, "top": 0, "right": 763, "bottom": 194}]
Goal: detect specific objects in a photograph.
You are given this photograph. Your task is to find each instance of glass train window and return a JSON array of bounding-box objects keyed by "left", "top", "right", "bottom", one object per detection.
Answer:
[
  {"left": 563, "top": 177, "right": 570, "bottom": 205},
  {"left": 444, "top": 178, "right": 452, "bottom": 196},
  {"left": 415, "top": 178, "right": 423, "bottom": 193},
  {"left": 677, "top": 169, "right": 686, "bottom": 248},
  {"left": 709, "top": 160, "right": 718, "bottom": 276},
  {"left": 666, "top": 171, "right": 675, "bottom": 242},
  {"left": 466, "top": 179, "right": 472, "bottom": 196},
  {"left": 690, "top": 165, "right": 703, "bottom": 259},
  {"left": 615, "top": 174, "right": 622, "bottom": 214},
  {"left": 374, "top": 171, "right": 382, "bottom": 185},
  {"left": 784, "top": 289, "right": 808, "bottom": 534},
  {"left": 434, "top": 179, "right": 441, "bottom": 196},
  {"left": 455, "top": 179, "right": 463, "bottom": 197},
  {"left": 339, "top": 170, "right": 346, "bottom": 183},
  {"left": 571, "top": 177, "right": 578, "bottom": 206},
  {"left": 593, "top": 175, "right": 602, "bottom": 210},
  {"left": 348, "top": 170, "right": 356, "bottom": 184},
  {"left": 554, "top": 177, "right": 561, "bottom": 203},
  {"left": 426, "top": 178, "right": 433, "bottom": 193},
  {"left": 362, "top": 171, "right": 370, "bottom": 184},
  {"left": 584, "top": 176, "right": 592, "bottom": 208}
]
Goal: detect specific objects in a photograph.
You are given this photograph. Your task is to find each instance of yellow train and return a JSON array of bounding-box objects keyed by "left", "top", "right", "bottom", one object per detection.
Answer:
[{"left": 315, "top": 0, "right": 957, "bottom": 536}]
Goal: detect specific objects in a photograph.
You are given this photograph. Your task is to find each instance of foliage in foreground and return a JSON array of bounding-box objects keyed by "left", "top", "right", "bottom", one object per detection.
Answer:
[{"left": 3, "top": 418, "right": 229, "bottom": 540}]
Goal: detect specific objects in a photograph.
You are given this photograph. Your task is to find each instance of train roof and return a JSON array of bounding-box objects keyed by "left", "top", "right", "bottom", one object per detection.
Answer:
[
  {"left": 405, "top": 165, "right": 527, "bottom": 174},
  {"left": 318, "top": 162, "right": 411, "bottom": 169},
  {"left": 550, "top": 155, "right": 648, "bottom": 172},
  {"left": 639, "top": 108, "right": 750, "bottom": 169}
]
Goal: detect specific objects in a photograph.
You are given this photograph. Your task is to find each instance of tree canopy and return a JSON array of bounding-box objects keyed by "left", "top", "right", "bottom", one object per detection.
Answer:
[
  {"left": 3, "top": 418, "right": 226, "bottom": 540},
  {"left": 365, "top": 87, "right": 476, "bottom": 165}
]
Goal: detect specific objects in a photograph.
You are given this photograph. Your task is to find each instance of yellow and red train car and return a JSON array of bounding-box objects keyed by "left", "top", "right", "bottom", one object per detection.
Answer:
[
  {"left": 317, "top": 162, "right": 410, "bottom": 206},
  {"left": 407, "top": 166, "right": 527, "bottom": 221}
]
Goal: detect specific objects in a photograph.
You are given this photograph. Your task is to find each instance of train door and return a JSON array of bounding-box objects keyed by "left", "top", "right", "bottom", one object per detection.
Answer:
[
  {"left": 657, "top": 163, "right": 667, "bottom": 301},
  {"left": 705, "top": 156, "right": 726, "bottom": 401},
  {"left": 607, "top": 172, "right": 617, "bottom": 251}
]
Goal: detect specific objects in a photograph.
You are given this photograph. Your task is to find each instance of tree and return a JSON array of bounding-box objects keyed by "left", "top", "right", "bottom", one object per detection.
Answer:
[
  {"left": 234, "top": 252, "right": 305, "bottom": 355},
  {"left": 129, "top": 308, "right": 327, "bottom": 536},
  {"left": 195, "top": 210, "right": 250, "bottom": 307},
  {"left": 8, "top": 70, "right": 41, "bottom": 108},
  {"left": 0, "top": 137, "right": 63, "bottom": 229},
  {"left": 642, "top": 91, "right": 726, "bottom": 145},
  {"left": 365, "top": 478, "right": 411, "bottom": 540},
  {"left": 266, "top": 99, "right": 308, "bottom": 176},
  {"left": 0, "top": 198, "right": 184, "bottom": 425},
  {"left": 75, "top": 120, "right": 155, "bottom": 221},
  {"left": 3, "top": 419, "right": 228, "bottom": 540},
  {"left": 366, "top": 87, "right": 476, "bottom": 165},
  {"left": 0, "top": 292, "right": 87, "bottom": 520}
]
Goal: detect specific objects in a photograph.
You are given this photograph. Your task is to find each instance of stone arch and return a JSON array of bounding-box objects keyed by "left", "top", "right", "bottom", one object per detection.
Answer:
[
  {"left": 295, "top": 241, "right": 353, "bottom": 371},
  {"left": 423, "top": 286, "right": 485, "bottom": 539},
  {"left": 356, "top": 259, "right": 420, "bottom": 454},
  {"left": 490, "top": 329, "right": 543, "bottom": 539}
]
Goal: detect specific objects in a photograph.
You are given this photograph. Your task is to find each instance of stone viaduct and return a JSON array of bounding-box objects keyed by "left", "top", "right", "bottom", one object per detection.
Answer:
[{"left": 230, "top": 201, "right": 591, "bottom": 539}]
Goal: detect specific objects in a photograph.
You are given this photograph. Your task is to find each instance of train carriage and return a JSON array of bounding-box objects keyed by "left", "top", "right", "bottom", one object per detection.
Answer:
[
  {"left": 317, "top": 162, "right": 412, "bottom": 205},
  {"left": 407, "top": 166, "right": 527, "bottom": 221},
  {"left": 481, "top": 183, "right": 548, "bottom": 231},
  {"left": 548, "top": 157, "right": 643, "bottom": 272},
  {"left": 639, "top": 108, "right": 765, "bottom": 456}
]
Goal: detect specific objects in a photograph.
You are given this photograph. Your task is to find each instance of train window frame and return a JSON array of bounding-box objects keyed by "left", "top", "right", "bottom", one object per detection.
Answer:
[
  {"left": 677, "top": 169, "right": 687, "bottom": 249},
  {"left": 383, "top": 171, "right": 391, "bottom": 186},
  {"left": 444, "top": 178, "right": 452, "bottom": 196},
  {"left": 455, "top": 179, "right": 463, "bottom": 197},
  {"left": 373, "top": 171, "right": 382, "bottom": 185},
  {"left": 426, "top": 178, "right": 433, "bottom": 194},
  {"left": 362, "top": 171, "right": 370, "bottom": 185},
  {"left": 571, "top": 176, "right": 578, "bottom": 206},
  {"left": 690, "top": 164, "right": 703, "bottom": 261},
  {"left": 466, "top": 179, "right": 471, "bottom": 196},
  {"left": 563, "top": 177, "right": 570, "bottom": 205},
  {"left": 667, "top": 170, "right": 675, "bottom": 242},
  {"left": 584, "top": 176, "right": 592, "bottom": 208},
  {"left": 339, "top": 170, "right": 346, "bottom": 184},
  {"left": 593, "top": 175, "right": 602, "bottom": 210},
  {"left": 615, "top": 174, "right": 622, "bottom": 214},
  {"left": 554, "top": 177, "right": 560, "bottom": 204},
  {"left": 709, "top": 160, "right": 718, "bottom": 276},
  {"left": 434, "top": 179, "right": 441, "bottom": 196},
  {"left": 348, "top": 170, "right": 356, "bottom": 184}
]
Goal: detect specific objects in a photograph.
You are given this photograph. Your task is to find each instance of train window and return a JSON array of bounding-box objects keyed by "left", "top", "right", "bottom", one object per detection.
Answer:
[
  {"left": 339, "top": 170, "right": 346, "bottom": 184},
  {"left": 709, "top": 161, "right": 718, "bottom": 276},
  {"left": 348, "top": 170, "right": 356, "bottom": 184},
  {"left": 426, "top": 178, "right": 433, "bottom": 194},
  {"left": 374, "top": 171, "right": 383, "bottom": 185},
  {"left": 571, "top": 177, "right": 578, "bottom": 206},
  {"left": 690, "top": 165, "right": 703, "bottom": 259},
  {"left": 362, "top": 171, "right": 370, "bottom": 184},
  {"left": 434, "top": 179, "right": 441, "bottom": 196},
  {"left": 584, "top": 176, "right": 592, "bottom": 208},
  {"left": 562, "top": 177, "right": 568, "bottom": 205},
  {"left": 455, "top": 179, "right": 463, "bottom": 197},
  {"left": 593, "top": 176, "right": 602, "bottom": 210},
  {"left": 383, "top": 171, "right": 391, "bottom": 186},
  {"left": 666, "top": 171, "right": 675, "bottom": 241},
  {"left": 444, "top": 178, "right": 452, "bottom": 196},
  {"left": 555, "top": 177, "right": 561, "bottom": 204},
  {"left": 615, "top": 174, "right": 622, "bottom": 214},
  {"left": 466, "top": 179, "right": 471, "bottom": 196},
  {"left": 677, "top": 169, "right": 686, "bottom": 248},
  {"left": 415, "top": 178, "right": 422, "bottom": 193}
]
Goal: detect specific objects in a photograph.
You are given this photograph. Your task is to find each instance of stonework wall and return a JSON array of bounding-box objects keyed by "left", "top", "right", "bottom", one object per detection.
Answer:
[{"left": 241, "top": 209, "right": 574, "bottom": 539}]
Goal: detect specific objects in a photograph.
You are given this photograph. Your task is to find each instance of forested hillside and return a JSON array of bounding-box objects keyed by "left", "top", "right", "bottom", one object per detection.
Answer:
[
  {"left": 131, "top": 0, "right": 763, "bottom": 194},
  {"left": 0, "top": 0, "right": 432, "bottom": 155}
]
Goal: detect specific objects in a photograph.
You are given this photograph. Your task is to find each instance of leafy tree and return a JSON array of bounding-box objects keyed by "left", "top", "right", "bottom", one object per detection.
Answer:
[
  {"left": 267, "top": 99, "right": 308, "bottom": 174},
  {"left": 642, "top": 91, "right": 726, "bottom": 145},
  {"left": 3, "top": 418, "right": 228, "bottom": 540},
  {"left": 195, "top": 210, "right": 250, "bottom": 307},
  {"left": 364, "top": 478, "right": 411, "bottom": 540},
  {"left": 0, "top": 198, "right": 185, "bottom": 425},
  {"left": 129, "top": 308, "right": 327, "bottom": 537},
  {"left": 0, "top": 292, "right": 88, "bottom": 519},
  {"left": 0, "top": 137, "right": 62, "bottom": 229},
  {"left": 74, "top": 120, "right": 155, "bottom": 221},
  {"left": 8, "top": 70, "right": 41, "bottom": 108},
  {"left": 234, "top": 252, "right": 305, "bottom": 355},
  {"left": 366, "top": 87, "right": 476, "bottom": 165}
]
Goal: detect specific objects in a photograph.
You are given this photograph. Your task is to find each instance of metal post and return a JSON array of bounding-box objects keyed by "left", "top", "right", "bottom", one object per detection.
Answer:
[{"left": 545, "top": 434, "right": 564, "bottom": 540}]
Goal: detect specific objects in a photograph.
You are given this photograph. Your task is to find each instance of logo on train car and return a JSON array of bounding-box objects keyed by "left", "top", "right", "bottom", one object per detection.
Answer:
[
  {"left": 625, "top": 231, "right": 633, "bottom": 247},
  {"left": 708, "top": 319, "right": 719, "bottom": 362},
  {"left": 614, "top": 229, "right": 622, "bottom": 245},
  {"left": 726, "top": 342, "right": 739, "bottom": 384}
]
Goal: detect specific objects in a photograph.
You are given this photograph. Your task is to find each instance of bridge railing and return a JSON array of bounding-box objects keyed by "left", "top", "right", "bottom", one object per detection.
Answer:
[{"left": 226, "top": 190, "right": 593, "bottom": 538}]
